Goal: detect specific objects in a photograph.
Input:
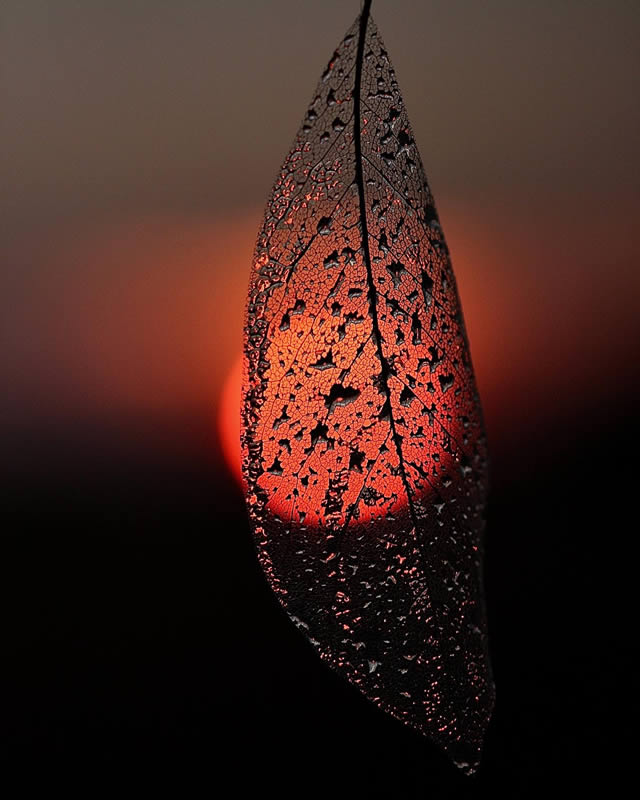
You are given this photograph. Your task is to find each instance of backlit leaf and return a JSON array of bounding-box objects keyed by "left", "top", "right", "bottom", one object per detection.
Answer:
[{"left": 242, "top": 1, "right": 493, "bottom": 774}]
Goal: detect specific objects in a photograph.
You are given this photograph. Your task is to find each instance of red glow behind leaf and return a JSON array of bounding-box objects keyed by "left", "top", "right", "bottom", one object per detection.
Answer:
[
  {"left": 219, "top": 354, "right": 243, "bottom": 488},
  {"left": 221, "top": 353, "right": 461, "bottom": 525}
]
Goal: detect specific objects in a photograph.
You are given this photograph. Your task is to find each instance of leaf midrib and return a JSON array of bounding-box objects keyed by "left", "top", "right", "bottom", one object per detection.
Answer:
[{"left": 353, "top": 0, "right": 420, "bottom": 533}]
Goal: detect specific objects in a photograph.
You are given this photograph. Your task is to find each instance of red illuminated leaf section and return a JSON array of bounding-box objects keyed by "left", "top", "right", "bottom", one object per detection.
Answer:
[{"left": 242, "top": 4, "right": 493, "bottom": 774}]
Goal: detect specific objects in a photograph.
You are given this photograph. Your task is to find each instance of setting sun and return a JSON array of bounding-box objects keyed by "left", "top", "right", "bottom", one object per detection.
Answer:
[{"left": 220, "top": 347, "right": 464, "bottom": 526}]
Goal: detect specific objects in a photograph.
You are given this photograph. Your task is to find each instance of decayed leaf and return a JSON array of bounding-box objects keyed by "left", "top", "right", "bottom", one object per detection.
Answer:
[{"left": 242, "top": 1, "right": 493, "bottom": 774}]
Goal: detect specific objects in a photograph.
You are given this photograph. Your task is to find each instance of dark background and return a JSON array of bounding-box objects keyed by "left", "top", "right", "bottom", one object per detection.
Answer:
[{"left": 3, "top": 1, "right": 639, "bottom": 794}]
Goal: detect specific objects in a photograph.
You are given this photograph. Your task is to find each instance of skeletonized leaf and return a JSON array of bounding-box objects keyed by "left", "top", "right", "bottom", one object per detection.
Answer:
[{"left": 242, "top": 2, "right": 493, "bottom": 774}]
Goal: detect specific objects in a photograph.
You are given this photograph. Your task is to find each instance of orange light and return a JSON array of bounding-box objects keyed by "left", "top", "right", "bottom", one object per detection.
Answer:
[
  {"left": 218, "top": 354, "right": 243, "bottom": 486},
  {"left": 219, "top": 350, "right": 461, "bottom": 526}
]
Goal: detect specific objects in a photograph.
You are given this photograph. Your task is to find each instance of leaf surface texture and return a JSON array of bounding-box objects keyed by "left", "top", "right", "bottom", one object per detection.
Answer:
[{"left": 242, "top": 5, "right": 493, "bottom": 773}]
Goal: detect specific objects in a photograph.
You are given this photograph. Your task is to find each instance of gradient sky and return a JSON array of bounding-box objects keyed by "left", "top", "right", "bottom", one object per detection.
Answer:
[{"left": 2, "top": 0, "right": 639, "bottom": 475}]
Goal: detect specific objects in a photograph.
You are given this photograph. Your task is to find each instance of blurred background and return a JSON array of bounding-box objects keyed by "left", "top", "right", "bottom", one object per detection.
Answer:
[{"left": 2, "top": 0, "right": 639, "bottom": 793}]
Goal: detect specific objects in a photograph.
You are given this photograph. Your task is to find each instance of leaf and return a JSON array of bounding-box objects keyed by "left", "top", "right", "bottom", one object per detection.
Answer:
[{"left": 242, "top": 1, "right": 493, "bottom": 774}]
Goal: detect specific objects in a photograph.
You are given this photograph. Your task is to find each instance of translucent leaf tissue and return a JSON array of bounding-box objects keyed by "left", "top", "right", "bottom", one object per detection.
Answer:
[{"left": 241, "top": 0, "right": 494, "bottom": 774}]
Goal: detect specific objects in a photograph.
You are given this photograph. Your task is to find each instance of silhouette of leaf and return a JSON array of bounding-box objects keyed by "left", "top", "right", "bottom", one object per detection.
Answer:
[{"left": 242, "top": 1, "right": 493, "bottom": 774}]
